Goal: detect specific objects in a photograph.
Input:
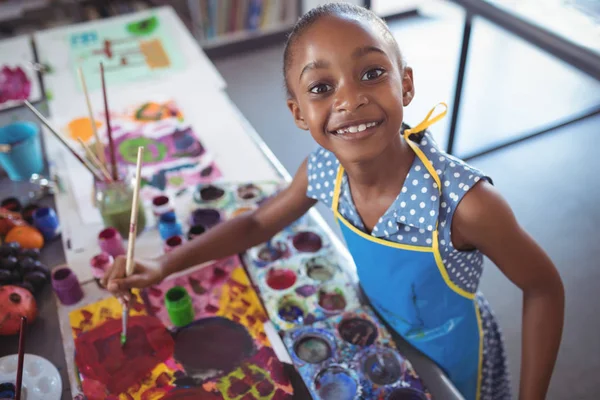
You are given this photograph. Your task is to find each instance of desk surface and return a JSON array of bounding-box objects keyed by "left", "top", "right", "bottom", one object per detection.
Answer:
[{"left": 449, "top": 0, "right": 600, "bottom": 81}]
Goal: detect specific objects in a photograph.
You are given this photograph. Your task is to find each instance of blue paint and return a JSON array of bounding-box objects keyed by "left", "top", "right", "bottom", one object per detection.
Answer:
[
  {"left": 32, "top": 206, "right": 60, "bottom": 240},
  {"left": 278, "top": 304, "right": 304, "bottom": 323},
  {"left": 0, "top": 382, "right": 16, "bottom": 399},
  {"left": 315, "top": 366, "right": 357, "bottom": 400},
  {"left": 158, "top": 211, "right": 183, "bottom": 240},
  {"left": 0, "top": 122, "right": 44, "bottom": 181}
]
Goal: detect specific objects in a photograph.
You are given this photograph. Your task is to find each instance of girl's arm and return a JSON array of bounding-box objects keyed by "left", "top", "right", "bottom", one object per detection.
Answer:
[
  {"left": 103, "top": 158, "right": 317, "bottom": 300},
  {"left": 452, "top": 181, "right": 564, "bottom": 400}
]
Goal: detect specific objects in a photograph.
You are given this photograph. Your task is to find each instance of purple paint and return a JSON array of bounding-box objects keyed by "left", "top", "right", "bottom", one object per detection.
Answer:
[
  {"left": 98, "top": 227, "right": 126, "bottom": 258},
  {"left": 190, "top": 208, "right": 221, "bottom": 228},
  {"left": 295, "top": 284, "right": 317, "bottom": 298},
  {"left": 199, "top": 185, "right": 225, "bottom": 202},
  {"left": 52, "top": 266, "right": 84, "bottom": 305},
  {"left": 292, "top": 231, "right": 323, "bottom": 252}
]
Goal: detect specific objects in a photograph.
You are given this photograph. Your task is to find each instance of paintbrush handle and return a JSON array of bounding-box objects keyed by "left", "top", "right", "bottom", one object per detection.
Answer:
[
  {"left": 100, "top": 62, "right": 119, "bottom": 181},
  {"left": 77, "top": 138, "right": 112, "bottom": 182},
  {"left": 77, "top": 66, "right": 105, "bottom": 164},
  {"left": 24, "top": 101, "right": 106, "bottom": 182},
  {"left": 124, "top": 146, "right": 144, "bottom": 277},
  {"left": 15, "top": 316, "right": 27, "bottom": 400}
]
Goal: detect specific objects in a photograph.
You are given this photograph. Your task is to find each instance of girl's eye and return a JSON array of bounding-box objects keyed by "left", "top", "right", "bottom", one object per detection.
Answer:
[
  {"left": 309, "top": 84, "right": 332, "bottom": 94},
  {"left": 362, "top": 68, "right": 385, "bottom": 81}
]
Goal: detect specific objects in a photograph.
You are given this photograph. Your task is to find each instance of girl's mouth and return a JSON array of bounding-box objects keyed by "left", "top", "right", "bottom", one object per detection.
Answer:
[{"left": 329, "top": 120, "right": 383, "bottom": 140}]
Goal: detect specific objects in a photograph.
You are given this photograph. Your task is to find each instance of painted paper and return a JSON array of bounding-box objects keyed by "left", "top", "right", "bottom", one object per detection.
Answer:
[{"left": 0, "top": 36, "right": 43, "bottom": 111}]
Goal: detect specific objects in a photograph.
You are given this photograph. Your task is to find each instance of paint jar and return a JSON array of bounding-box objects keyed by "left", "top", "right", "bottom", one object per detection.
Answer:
[
  {"left": 292, "top": 231, "right": 323, "bottom": 253},
  {"left": 189, "top": 208, "right": 221, "bottom": 229},
  {"left": 158, "top": 211, "right": 183, "bottom": 241},
  {"left": 0, "top": 122, "right": 44, "bottom": 181},
  {"left": 0, "top": 197, "right": 22, "bottom": 212},
  {"left": 317, "top": 285, "right": 347, "bottom": 314},
  {"left": 386, "top": 388, "right": 428, "bottom": 400},
  {"left": 98, "top": 227, "right": 126, "bottom": 258},
  {"left": 165, "top": 286, "right": 194, "bottom": 327},
  {"left": 32, "top": 207, "right": 60, "bottom": 241},
  {"left": 164, "top": 235, "right": 183, "bottom": 253},
  {"left": 51, "top": 266, "right": 84, "bottom": 305},
  {"left": 151, "top": 195, "right": 173, "bottom": 217},
  {"left": 90, "top": 252, "right": 113, "bottom": 287},
  {"left": 95, "top": 171, "right": 147, "bottom": 238},
  {"left": 293, "top": 329, "right": 335, "bottom": 364},
  {"left": 359, "top": 347, "right": 404, "bottom": 386},
  {"left": 193, "top": 184, "right": 228, "bottom": 206},
  {"left": 187, "top": 224, "right": 206, "bottom": 241},
  {"left": 236, "top": 183, "right": 263, "bottom": 203},
  {"left": 22, "top": 203, "right": 40, "bottom": 224},
  {"left": 314, "top": 365, "right": 359, "bottom": 400}
]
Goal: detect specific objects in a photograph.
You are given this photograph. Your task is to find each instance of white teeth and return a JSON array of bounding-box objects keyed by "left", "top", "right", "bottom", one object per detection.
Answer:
[{"left": 334, "top": 121, "right": 378, "bottom": 134}]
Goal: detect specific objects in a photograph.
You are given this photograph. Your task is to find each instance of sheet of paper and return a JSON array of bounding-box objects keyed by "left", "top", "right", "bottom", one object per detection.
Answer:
[{"left": 0, "top": 35, "right": 43, "bottom": 111}]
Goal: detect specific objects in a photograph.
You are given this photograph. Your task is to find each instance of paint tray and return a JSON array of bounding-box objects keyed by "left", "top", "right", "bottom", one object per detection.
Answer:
[
  {"left": 282, "top": 306, "right": 431, "bottom": 400},
  {"left": 68, "top": 256, "right": 294, "bottom": 399}
]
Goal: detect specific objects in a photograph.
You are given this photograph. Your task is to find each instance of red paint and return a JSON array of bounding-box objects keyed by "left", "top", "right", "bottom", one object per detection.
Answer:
[
  {"left": 266, "top": 268, "right": 297, "bottom": 290},
  {"left": 75, "top": 315, "right": 174, "bottom": 396}
]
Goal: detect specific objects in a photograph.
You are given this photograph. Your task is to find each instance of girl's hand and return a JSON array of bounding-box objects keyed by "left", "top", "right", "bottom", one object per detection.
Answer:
[{"left": 101, "top": 256, "right": 164, "bottom": 304}]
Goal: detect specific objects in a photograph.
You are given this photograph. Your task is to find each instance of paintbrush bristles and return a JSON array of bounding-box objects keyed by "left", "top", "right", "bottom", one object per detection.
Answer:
[
  {"left": 24, "top": 100, "right": 106, "bottom": 182},
  {"left": 77, "top": 138, "right": 112, "bottom": 182},
  {"left": 77, "top": 66, "right": 106, "bottom": 165}
]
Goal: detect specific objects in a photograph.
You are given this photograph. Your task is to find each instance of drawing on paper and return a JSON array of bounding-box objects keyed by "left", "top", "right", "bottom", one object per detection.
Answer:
[
  {"left": 68, "top": 14, "right": 185, "bottom": 91},
  {"left": 70, "top": 257, "right": 293, "bottom": 399}
]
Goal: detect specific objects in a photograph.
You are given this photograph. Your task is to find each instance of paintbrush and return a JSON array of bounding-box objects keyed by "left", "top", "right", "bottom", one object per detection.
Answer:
[
  {"left": 77, "top": 138, "right": 112, "bottom": 182},
  {"left": 77, "top": 66, "right": 106, "bottom": 165},
  {"left": 121, "top": 146, "right": 144, "bottom": 346},
  {"left": 24, "top": 100, "right": 106, "bottom": 182},
  {"left": 15, "top": 316, "right": 27, "bottom": 400},
  {"left": 100, "top": 62, "right": 119, "bottom": 181}
]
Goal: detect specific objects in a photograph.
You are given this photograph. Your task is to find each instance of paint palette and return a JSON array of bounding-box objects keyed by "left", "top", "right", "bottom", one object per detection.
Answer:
[
  {"left": 283, "top": 307, "right": 431, "bottom": 400},
  {"left": 244, "top": 225, "right": 360, "bottom": 331},
  {"left": 190, "top": 180, "right": 284, "bottom": 221},
  {"left": 0, "top": 354, "right": 62, "bottom": 400},
  {"left": 69, "top": 257, "right": 294, "bottom": 399}
]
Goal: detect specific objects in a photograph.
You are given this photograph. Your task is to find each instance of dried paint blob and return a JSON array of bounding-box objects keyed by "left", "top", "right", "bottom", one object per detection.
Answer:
[
  {"left": 295, "top": 284, "right": 317, "bottom": 298},
  {"left": 278, "top": 297, "right": 306, "bottom": 323},
  {"left": 294, "top": 334, "right": 333, "bottom": 364},
  {"left": 362, "top": 350, "right": 403, "bottom": 385},
  {"left": 306, "top": 257, "right": 337, "bottom": 282},
  {"left": 318, "top": 287, "right": 347, "bottom": 312},
  {"left": 173, "top": 317, "right": 255, "bottom": 380},
  {"left": 292, "top": 231, "right": 323, "bottom": 252},
  {"left": 266, "top": 267, "right": 297, "bottom": 290},
  {"left": 237, "top": 184, "right": 263, "bottom": 201},
  {"left": 314, "top": 366, "right": 358, "bottom": 400},
  {"left": 387, "top": 388, "right": 429, "bottom": 400},
  {"left": 338, "top": 318, "right": 379, "bottom": 346},
  {"left": 199, "top": 185, "right": 225, "bottom": 202}
]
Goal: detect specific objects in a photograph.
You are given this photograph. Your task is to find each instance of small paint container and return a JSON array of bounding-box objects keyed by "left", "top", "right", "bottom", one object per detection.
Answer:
[
  {"left": 158, "top": 211, "right": 183, "bottom": 241},
  {"left": 252, "top": 240, "right": 289, "bottom": 268},
  {"left": 277, "top": 295, "right": 307, "bottom": 325},
  {"left": 164, "top": 235, "right": 184, "bottom": 253},
  {"left": 317, "top": 285, "right": 348, "bottom": 314},
  {"left": 151, "top": 195, "right": 174, "bottom": 217},
  {"left": 90, "top": 252, "right": 113, "bottom": 286},
  {"left": 187, "top": 224, "right": 206, "bottom": 241},
  {"left": 0, "top": 382, "right": 16, "bottom": 399},
  {"left": 193, "top": 184, "right": 228, "bottom": 207},
  {"left": 32, "top": 207, "right": 60, "bottom": 241},
  {"left": 165, "top": 286, "right": 195, "bottom": 327},
  {"left": 98, "top": 227, "right": 126, "bottom": 258},
  {"left": 0, "top": 197, "right": 22, "bottom": 212},
  {"left": 236, "top": 183, "right": 263, "bottom": 203},
  {"left": 292, "top": 328, "right": 336, "bottom": 364},
  {"left": 21, "top": 203, "right": 40, "bottom": 224},
  {"left": 314, "top": 365, "right": 360, "bottom": 400},
  {"left": 51, "top": 266, "right": 84, "bottom": 305},
  {"left": 338, "top": 317, "right": 379, "bottom": 346},
  {"left": 266, "top": 266, "right": 297, "bottom": 290},
  {"left": 189, "top": 208, "right": 221, "bottom": 229},
  {"left": 292, "top": 231, "right": 323, "bottom": 253},
  {"left": 358, "top": 347, "right": 405, "bottom": 386}
]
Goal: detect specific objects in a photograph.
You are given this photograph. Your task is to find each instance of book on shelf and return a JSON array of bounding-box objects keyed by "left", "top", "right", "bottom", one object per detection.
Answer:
[{"left": 198, "top": 0, "right": 298, "bottom": 41}]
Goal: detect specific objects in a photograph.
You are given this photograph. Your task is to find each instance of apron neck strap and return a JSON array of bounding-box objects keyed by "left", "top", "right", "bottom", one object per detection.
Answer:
[{"left": 403, "top": 103, "right": 448, "bottom": 139}]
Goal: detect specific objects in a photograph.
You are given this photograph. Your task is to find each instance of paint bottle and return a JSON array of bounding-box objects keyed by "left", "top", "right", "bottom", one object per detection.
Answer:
[
  {"left": 32, "top": 207, "right": 61, "bottom": 241},
  {"left": 151, "top": 195, "right": 174, "bottom": 218},
  {"left": 164, "top": 235, "right": 183, "bottom": 253},
  {"left": 165, "top": 286, "right": 194, "bottom": 327},
  {"left": 158, "top": 211, "right": 183, "bottom": 241},
  {"left": 98, "top": 227, "right": 126, "bottom": 258},
  {"left": 90, "top": 252, "right": 113, "bottom": 288},
  {"left": 189, "top": 208, "right": 221, "bottom": 229},
  {"left": 51, "top": 266, "right": 84, "bottom": 305},
  {"left": 187, "top": 225, "right": 206, "bottom": 241}
]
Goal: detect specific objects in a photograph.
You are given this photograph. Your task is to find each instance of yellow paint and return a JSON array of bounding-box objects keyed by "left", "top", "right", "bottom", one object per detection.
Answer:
[{"left": 68, "top": 117, "right": 102, "bottom": 142}]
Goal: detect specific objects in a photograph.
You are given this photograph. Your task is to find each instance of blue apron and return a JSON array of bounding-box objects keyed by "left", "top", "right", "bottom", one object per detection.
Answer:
[{"left": 332, "top": 104, "right": 483, "bottom": 400}]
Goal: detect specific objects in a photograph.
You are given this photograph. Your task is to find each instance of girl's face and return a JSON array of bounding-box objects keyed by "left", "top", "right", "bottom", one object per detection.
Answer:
[{"left": 287, "top": 15, "right": 414, "bottom": 164}]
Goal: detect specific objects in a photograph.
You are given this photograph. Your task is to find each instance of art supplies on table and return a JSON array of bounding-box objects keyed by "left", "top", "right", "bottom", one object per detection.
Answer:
[
  {"left": 283, "top": 306, "right": 431, "bottom": 400},
  {"left": 0, "top": 354, "right": 62, "bottom": 400},
  {"left": 68, "top": 256, "right": 294, "bottom": 399}
]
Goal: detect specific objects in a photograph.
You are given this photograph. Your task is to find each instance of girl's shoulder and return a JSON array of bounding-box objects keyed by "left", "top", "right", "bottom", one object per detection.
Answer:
[{"left": 306, "top": 146, "right": 340, "bottom": 208}]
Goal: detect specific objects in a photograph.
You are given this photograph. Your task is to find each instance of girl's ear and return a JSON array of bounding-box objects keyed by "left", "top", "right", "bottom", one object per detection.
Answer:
[
  {"left": 402, "top": 66, "right": 415, "bottom": 106},
  {"left": 287, "top": 99, "right": 309, "bottom": 130}
]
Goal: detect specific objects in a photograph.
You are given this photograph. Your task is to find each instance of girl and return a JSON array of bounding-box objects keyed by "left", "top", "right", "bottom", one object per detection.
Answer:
[{"left": 102, "top": 3, "right": 564, "bottom": 399}]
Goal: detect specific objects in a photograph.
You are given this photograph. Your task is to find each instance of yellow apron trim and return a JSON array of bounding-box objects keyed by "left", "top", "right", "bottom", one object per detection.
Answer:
[
  {"left": 475, "top": 301, "right": 484, "bottom": 400},
  {"left": 432, "top": 230, "right": 475, "bottom": 300},
  {"left": 405, "top": 140, "right": 442, "bottom": 194},
  {"left": 335, "top": 210, "right": 433, "bottom": 253},
  {"left": 332, "top": 165, "right": 344, "bottom": 211},
  {"left": 404, "top": 102, "right": 448, "bottom": 137}
]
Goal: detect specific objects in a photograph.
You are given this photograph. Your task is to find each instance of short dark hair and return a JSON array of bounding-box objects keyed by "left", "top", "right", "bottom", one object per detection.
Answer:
[{"left": 283, "top": 2, "right": 403, "bottom": 97}]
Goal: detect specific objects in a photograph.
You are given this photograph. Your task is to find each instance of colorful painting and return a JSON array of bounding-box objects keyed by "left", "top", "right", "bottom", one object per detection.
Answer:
[
  {"left": 66, "top": 100, "right": 221, "bottom": 204},
  {"left": 69, "top": 256, "right": 294, "bottom": 399},
  {"left": 68, "top": 14, "right": 186, "bottom": 91},
  {"left": 0, "top": 35, "right": 43, "bottom": 111},
  {"left": 282, "top": 307, "right": 431, "bottom": 400}
]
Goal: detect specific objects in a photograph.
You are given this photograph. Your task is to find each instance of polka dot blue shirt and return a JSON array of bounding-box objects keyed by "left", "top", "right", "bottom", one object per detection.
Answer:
[{"left": 306, "top": 130, "right": 491, "bottom": 295}]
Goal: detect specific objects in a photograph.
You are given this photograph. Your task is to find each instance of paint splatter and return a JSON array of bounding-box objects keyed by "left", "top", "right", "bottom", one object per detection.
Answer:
[{"left": 295, "top": 284, "right": 317, "bottom": 298}]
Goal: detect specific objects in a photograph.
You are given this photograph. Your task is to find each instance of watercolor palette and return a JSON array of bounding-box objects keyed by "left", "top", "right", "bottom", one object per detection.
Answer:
[
  {"left": 283, "top": 307, "right": 431, "bottom": 400},
  {"left": 244, "top": 225, "right": 360, "bottom": 331},
  {"left": 68, "top": 256, "right": 293, "bottom": 399}
]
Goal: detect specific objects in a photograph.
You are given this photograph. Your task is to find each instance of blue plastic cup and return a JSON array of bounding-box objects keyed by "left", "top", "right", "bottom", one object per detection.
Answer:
[{"left": 0, "top": 122, "right": 44, "bottom": 181}]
